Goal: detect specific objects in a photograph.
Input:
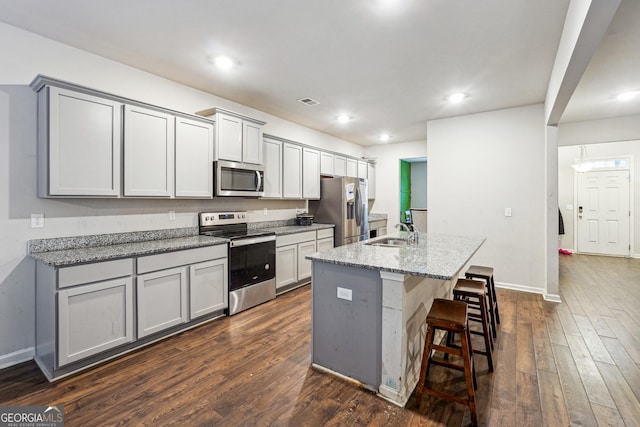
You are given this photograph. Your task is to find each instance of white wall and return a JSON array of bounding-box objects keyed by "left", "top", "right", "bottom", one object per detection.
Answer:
[
  {"left": 558, "top": 140, "right": 640, "bottom": 257},
  {"left": 427, "top": 104, "right": 548, "bottom": 294},
  {"left": 0, "top": 21, "right": 365, "bottom": 367},
  {"left": 410, "top": 162, "right": 427, "bottom": 208},
  {"left": 365, "top": 141, "right": 428, "bottom": 227}
]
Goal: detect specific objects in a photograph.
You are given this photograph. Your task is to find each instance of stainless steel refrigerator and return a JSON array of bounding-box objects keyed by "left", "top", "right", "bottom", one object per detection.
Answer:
[{"left": 310, "top": 177, "right": 368, "bottom": 246}]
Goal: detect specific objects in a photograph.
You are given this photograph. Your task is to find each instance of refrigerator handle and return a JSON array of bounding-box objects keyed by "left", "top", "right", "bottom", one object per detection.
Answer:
[{"left": 355, "top": 186, "right": 362, "bottom": 226}]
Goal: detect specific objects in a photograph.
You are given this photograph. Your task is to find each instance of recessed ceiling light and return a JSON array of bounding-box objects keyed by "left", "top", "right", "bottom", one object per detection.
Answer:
[
  {"left": 447, "top": 93, "right": 467, "bottom": 103},
  {"left": 616, "top": 90, "right": 640, "bottom": 101},
  {"left": 379, "top": 134, "right": 391, "bottom": 142},
  {"left": 337, "top": 114, "right": 352, "bottom": 123},
  {"left": 213, "top": 56, "right": 234, "bottom": 70}
]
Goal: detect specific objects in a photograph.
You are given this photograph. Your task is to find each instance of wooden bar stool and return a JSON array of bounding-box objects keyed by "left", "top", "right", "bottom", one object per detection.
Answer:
[
  {"left": 452, "top": 279, "right": 494, "bottom": 372},
  {"left": 465, "top": 265, "right": 500, "bottom": 338},
  {"left": 415, "top": 298, "right": 478, "bottom": 426}
]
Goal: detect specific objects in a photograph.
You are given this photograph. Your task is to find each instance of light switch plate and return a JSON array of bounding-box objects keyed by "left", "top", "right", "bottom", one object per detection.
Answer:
[
  {"left": 337, "top": 287, "right": 352, "bottom": 301},
  {"left": 505, "top": 208, "right": 512, "bottom": 217},
  {"left": 31, "top": 213, "right": 44, "bottom": 228}
]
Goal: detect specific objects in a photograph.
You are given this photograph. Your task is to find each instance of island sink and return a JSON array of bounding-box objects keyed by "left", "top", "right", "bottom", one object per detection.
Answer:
[{"left": 365, "top": 237, "right": 408, "bottom": 247}]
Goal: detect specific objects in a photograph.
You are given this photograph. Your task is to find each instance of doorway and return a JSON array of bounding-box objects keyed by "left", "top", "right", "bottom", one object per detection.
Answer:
[{"left": 399, "top": 157, "right": 427, "bottom": 226}]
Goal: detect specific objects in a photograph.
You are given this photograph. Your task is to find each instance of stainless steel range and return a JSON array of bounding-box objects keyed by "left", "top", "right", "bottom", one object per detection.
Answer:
[{"left": 199, "top": 211, "right": 276, "bottom": 315}]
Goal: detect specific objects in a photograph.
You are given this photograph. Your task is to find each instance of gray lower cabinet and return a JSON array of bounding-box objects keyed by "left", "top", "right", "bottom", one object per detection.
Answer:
[
  {"left": 137, "top": 266, "right": 188, "bottom": 338},
  {"left": 297, "top": 240, "right": 316, "bottom": 281},
  {"left": 190, "top": 258, "right": 228, "bottom": 319},
  {"left": 36, "top": 258, "right": 135, "bottom": 378},
  {"left": 35, "top": 244, "right": 228, "bottom": 381},
  {"left": 275, "top": 228, "right": 333, "bottom": 293},
  {"left": 58, "top": 275, "right": 134, "bottom": 367},
  {"left": 276, "top": 245, "right": 298, "bottom": 289}
]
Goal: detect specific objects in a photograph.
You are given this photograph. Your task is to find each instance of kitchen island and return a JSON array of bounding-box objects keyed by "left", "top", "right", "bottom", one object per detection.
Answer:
[{"left": 306, "top": 232, "right": 485, "bottom": 407}]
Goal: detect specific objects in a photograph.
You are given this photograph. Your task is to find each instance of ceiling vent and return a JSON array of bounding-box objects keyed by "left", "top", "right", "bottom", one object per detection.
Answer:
[{"left": 298, "top": 97, "right": 320, "bottom": 106}]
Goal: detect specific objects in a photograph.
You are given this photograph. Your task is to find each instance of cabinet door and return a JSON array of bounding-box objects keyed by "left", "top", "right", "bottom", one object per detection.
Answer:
[
  {"left": 263, "top": 138, "right": 282, "bottom": 198},
  {"left": 137, "top": 267, "right": 188, "bottom": 337},
  {"left": 302, "top": 147, "right": 321, "bottom": 199},
  {"left": 320, "top": 152, "right": 334, "bottom": 175},
  {"left": 242, "top": 121, "right": 263, "bottom": 164},
  {"left": 334, "top": 156, "right": 347, "bottom": 177},
  {"left": 367, "top": 163, "right": 376, "bottom": 200},
  {"left": 358, "top": 161, "right": 368, "bottom": 179},
  {"left": 58, "top": 277, "right": 133, "bottom": 366},
  {"left": 297, "top": 240, "right": 316, "bottom": 281},
  {"left": 46, "top": 87, "right": 121, "bottom": 197},
  {"left": 190, "top": 258, "right": 228, "bottom": 319},
  {"left": 282, "top": 143, "right": 302, "bottom": 199},
  {"left": 317, "top": 237, "right": 334, "bottom": 252},
  {"left": 346, "top": 158, "right": 358, "bottom": 177},
  {"left": 124, "top": 105, "right": 174, "bottom": 197},
  {"left": 216, "top": 113, "right": 243, "bottom": 162},
  {"left": 276, "top": 245, "right": 298, "bottom": 289},
  {"left": 175, "top": 117, "right": 213, "bottom": 198}
]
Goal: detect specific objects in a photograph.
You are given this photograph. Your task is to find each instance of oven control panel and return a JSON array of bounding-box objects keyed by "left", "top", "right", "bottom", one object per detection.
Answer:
[{"left": 199, "top": 211, "right": 248, "bottom": 226}]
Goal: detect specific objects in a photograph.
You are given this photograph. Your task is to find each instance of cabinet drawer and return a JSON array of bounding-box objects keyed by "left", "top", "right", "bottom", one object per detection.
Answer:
[
  {"left": 137, "top": 245, "right": 227, "bottom": 274},
  {"left": 317, "top": 228, "right": 334, "bottom": 240},
  {"left": 276, "top": 231, "right": 316, "bottom": 247},
  {"left": 58, "top": 258, "right": 133, "bottom": 288}
]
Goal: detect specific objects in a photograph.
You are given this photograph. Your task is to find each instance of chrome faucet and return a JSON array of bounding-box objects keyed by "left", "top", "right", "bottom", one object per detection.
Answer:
[
  {"left": 396, "top": 223, "right": 419, "bottom": 244},
  {"left": 396, "top": 223, "right": 410, "bottom": 232}
]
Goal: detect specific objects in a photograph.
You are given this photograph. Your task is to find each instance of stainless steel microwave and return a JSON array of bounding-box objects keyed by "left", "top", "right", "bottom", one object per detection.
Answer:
[{"left": 214, "top": 160, "right": 265, "bottom": 197}]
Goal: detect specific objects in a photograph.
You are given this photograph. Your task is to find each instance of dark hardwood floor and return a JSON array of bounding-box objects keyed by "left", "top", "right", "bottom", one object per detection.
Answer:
[{"left": 1, "top": 254, "right": 639, "bottom": 426}]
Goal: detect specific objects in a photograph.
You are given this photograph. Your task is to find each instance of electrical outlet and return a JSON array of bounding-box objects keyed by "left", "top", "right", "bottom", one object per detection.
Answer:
[
  {"left": 169, "top": 211, "right": 176, "bottom": 220},
  {"left": 504, "top": 208, "right": 512, "bottom": 217},
  {"left": 296, "top": 208, "right": 307, "bottom": 214},
  {"left": 337, "top": 287, "right": 352, "bottom": 301},
  {"left": 31, "top": 213, "right": 44, "bottom": 228},
  {"left": 263, "top": 208, "right": 268, "bottom": 216}
]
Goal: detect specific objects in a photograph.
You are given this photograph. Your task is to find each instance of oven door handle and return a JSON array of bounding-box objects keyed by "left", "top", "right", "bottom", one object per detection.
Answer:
[{"left": 229, "top": 235, "right": 276, "bottom": 247}]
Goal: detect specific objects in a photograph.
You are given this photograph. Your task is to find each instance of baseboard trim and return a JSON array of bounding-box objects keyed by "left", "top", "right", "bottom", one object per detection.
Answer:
[
  {"left": 495, "top": 282, "right": 562, "bottom": 303},
  {"left": 0, "top": 347, "right": 35, "bottom": 370}
]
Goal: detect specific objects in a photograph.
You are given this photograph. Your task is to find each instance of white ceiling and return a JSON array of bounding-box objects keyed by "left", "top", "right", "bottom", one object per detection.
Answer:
[{"left": 0, "top": 0, "right": 637, "bottom": 146}]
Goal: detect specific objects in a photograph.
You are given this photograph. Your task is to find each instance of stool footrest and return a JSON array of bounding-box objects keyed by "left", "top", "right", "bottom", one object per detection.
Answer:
[
  {"left": 430, "top": 357, "right": 465, "bottom": 372},
  {"left": 431, "top": 344, "right": 462, "bottom": 357},
  {"left": 422, "top": 388, "right": 472, "bottom": 407}
]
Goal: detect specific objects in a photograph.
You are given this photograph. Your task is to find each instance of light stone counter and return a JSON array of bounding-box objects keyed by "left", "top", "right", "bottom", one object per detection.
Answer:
[
  {"left": 307, "top": 232, "right": 485, "bottom": 407},
  {"left": 29, "top": 228, "right": 227, "bottom": 267}
]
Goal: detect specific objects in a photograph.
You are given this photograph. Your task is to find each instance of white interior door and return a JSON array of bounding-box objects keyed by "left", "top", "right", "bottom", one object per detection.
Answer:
[{"left": 577, "top": 170, "right": 630, "bottom": 256}]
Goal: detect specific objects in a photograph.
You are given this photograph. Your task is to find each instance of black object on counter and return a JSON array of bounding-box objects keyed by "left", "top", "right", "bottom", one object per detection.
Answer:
[{"left": 296, "top": 214, "right": 314, "bottom": 226}]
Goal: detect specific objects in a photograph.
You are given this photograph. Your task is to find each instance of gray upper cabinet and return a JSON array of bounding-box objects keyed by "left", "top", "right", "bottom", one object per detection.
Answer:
[
  {"left": 302, "top": 147, "right": 320, "bottom": 199},
  {"left": 197, "top": 108, "right": 266, "bottom": 165},
  {"left": 320, "top": 151, "right": 334, "bottom": 176},
  {"left": 334, "top": 156, "right": 347, "bottom": 177},
  {"left": 31, "top": 76, "right": 216, "bottom": 199},
  {"left": 346, "top": 158, "right": 358, "bottom": 177},
  {"left": 175, "top": 117, "right": 214, "bottom": 198},
  {"left": 282, "top": 143, "right": 303, "bottom": 199},
  {"left": 263, "top": 137, "right": 283, "bottom": 198},
  {"left": 216, "top": 113, "right": 243, "bottom": 162},
  {"left": 358, "top": 161, "right": 368, "bottom": 179},
  {"left": 123, "top": 105, "right": 175, "bottom": 197},
  {"left": 36, "top": 86, "right": 122, "bottom": 197}
]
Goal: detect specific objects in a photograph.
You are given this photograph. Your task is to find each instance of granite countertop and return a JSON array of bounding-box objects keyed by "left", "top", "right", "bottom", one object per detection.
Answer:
[
  {"left": 306, "top": 232, "right": 485, "bottom": 280},
  {"left": 29, "top": 230, "right": 227, "bottom": 267},
  {"left": 266, "top": 223, "right": 334, "bottom": 236}
]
